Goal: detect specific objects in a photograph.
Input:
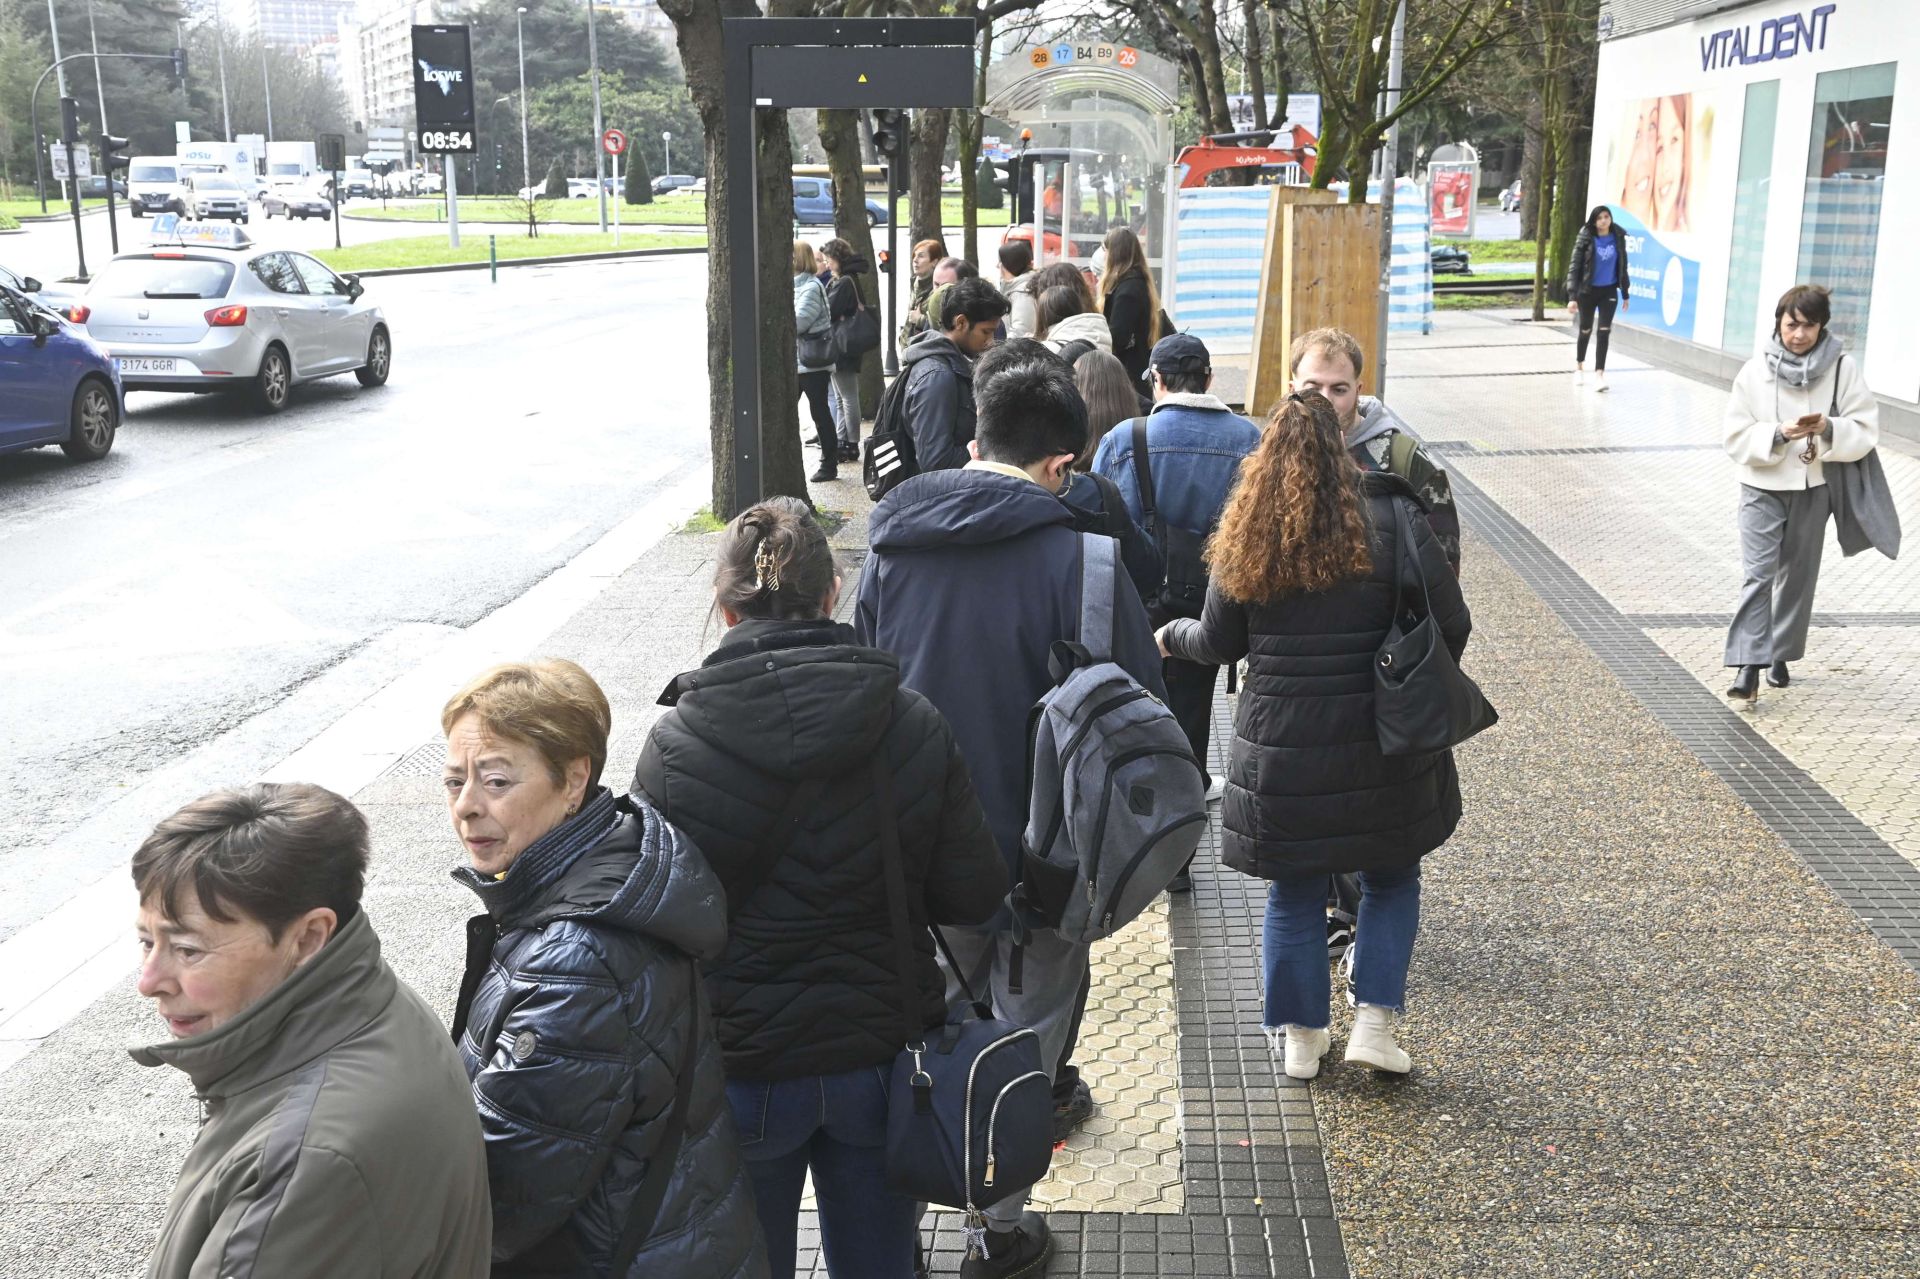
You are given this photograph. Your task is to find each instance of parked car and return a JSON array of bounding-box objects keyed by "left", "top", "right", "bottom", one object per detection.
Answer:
[
  {"left": 261, "top": 184, "right": 335, "bottom": 221},
  {"left": 1431, "top": 243, "right": 1472, "bottom": 274},
  {"left": 185, "top": 173, "right": 251, "bottom": 223},
  {"left": 69, "top": 227, "right": 391, "bottom": 415},
  {"left": 566, "top": 178, "right": 599, "bottom": 199},
  {"left": 78, "top": 175, "right": 128, "bottom": 200},
  {"left": 652, "top": 173, "right": 697, "bottom": 196},
  {"left": 0, "top": 284, "right": 120, "bottom": 462},
  {"left": 792, "top": 177, "right": 887, "bottom": 226}
]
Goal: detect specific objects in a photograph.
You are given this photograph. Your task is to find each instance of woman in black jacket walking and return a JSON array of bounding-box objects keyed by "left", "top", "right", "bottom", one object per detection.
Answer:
[
  {"left": 818, "top": 238, "right": 869, "bottom": 463},
  {"left": 1098, "top": 226, "right": 1161, "bottom": 385},
  {"left": 1564, "top": 205, "right": 1631, "bottom": 391},
  {"left": 633, "top": 498, "right": 1007, "bottom": 1279},
  {"left": 1159, "top": 393, "right": 1471, "bottom": 1082}
]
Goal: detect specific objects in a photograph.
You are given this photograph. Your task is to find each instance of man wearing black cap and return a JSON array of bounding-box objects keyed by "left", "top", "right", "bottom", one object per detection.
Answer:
[{"left": 1091, "top": 332, "right": 1261, "bottom": 891}]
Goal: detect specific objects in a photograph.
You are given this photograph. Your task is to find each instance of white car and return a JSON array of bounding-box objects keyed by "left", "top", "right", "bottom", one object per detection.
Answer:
[
  {"left": 70, "top": 224, "right": 391, "bottom": 414},
  {"left": 184, "top": 172, "right": 251, "bottom": 223}
]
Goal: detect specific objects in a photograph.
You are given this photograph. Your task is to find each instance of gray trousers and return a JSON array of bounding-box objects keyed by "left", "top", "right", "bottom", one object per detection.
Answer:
[
  {"left": 829, "top": 365, "right": 861, "bottom": 448},
  {"left": 937, "top": 925, "right": 1090, "bottom": 1229},
  {"left": 1726, "top": 483, "right": 1831, "bottom": 666}
]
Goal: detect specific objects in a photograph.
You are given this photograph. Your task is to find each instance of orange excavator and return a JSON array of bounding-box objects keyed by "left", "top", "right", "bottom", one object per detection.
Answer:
[{"left": 1172, "top": 127, "right": 1318, "bottom": 187}]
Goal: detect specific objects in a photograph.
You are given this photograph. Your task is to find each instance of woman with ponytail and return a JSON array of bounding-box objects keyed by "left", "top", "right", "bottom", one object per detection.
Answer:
[
  {"left": 631, "top": 498, "right": 1005, "bottom": 1278},
  {"left": 1158, "top": 393, "right": 1473, "bottom": 1083}
]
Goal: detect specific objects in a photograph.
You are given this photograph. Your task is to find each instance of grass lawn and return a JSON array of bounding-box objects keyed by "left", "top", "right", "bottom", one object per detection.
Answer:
[
  {"left": 1435, "top": 289, "right": 1537, "bottom": 312},
  {"left": 0, "top": 197, "right": 108, "bottom": 220},
  {"left": 1457, "top": 238, "right": 1539, "bottom": 262},
  {"left": 314, "top": 230, "right": 703, "bottom": 273},
  {"left": 352, "top": 193, "right": 1012, "bottom": 231}
]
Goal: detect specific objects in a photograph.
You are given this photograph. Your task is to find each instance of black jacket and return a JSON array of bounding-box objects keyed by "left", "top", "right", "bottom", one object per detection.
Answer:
[
  {"left": 1059, "top": 470, "right": 1165, "bottom": 604},
  {"left": 632, "top": 619, "right": 1006, "bottom": 1083},
  {"left": 1566, "top": 225, "right": 1630, "bottom": 298},
  {"left": 857, "top": 467, "right": 1166, "bottom": 882},
  {"left": 452, "top": 795, "right": 767, "bottom": 1279},
  {"left": 898, "top": 333, "right": 976, "bottom": 473},
  {"left": 826, "top": 257, "right": 869, "bottom": 371},
  {"left": 1162, "top": 476, "right": 1472, "bottom": 878},
  {"left": 1102, "top": 271, "right": 1155, "bottom": 384}
]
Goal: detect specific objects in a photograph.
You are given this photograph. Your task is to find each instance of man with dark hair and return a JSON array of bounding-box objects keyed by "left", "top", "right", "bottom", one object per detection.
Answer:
[
  {"left": 132, "top": 783, "right": 491, "bottom": 1279},
  {"left": 897, "top": 276, "right": 1010, "bottom": 474},
  {"left": 1091, "top": 333, "right": 1261, "bottom": 890},
  {"left": 998, "top": 239, "right": 1039, "bottom": 339},
  {"left": 858, "top": 339, "right": 1164, "bottom": 1278}
]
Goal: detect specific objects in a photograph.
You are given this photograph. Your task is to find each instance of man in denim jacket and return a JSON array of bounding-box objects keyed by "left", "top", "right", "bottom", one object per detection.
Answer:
[{"left": 1091, "top": 333, "right": 1261, "bottom": 878}]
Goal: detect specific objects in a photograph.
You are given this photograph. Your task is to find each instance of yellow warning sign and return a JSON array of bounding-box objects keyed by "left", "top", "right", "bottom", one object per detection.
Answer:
[{"left": 858, "top": 73, "right": 868, "bottom": 83}]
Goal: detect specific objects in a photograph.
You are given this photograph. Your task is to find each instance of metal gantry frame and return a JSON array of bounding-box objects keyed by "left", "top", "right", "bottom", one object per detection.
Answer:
[{"left": 721, "top": 16, "right": 974, "bottom": 513}]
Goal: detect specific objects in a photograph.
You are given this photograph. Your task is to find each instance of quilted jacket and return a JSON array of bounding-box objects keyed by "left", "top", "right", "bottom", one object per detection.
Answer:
[
  {"left": 452, "top": 793, "right": 767, "bottom": 1279},
  {"left": 632, "top": 618, "right": 1008, "bottom": 1083}
]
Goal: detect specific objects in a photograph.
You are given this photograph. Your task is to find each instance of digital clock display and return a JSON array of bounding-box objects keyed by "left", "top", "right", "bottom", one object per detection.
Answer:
[{"left": 419, "top": 129, "right": 475, "bottom": 154}]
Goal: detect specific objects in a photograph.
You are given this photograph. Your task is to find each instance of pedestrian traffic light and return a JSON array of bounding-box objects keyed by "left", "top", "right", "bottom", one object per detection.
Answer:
[
  {"left": 101, "top": 135, "right": 132, "bottom": 176},
  {"left": 871, "top": 108, "right": 907, "bottom": 162},
  {"left": 171, "top": 46, "right": 187, "bottom": 81},
  {"left": 60, "top": 96, "right": 81, "bottom": 146}
]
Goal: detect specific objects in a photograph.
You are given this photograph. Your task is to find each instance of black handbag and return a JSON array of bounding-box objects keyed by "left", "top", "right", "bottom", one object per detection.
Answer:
[
  {"left": 1373, "top": 497, "right": 1497, "bottom": 756},
  {"left": 831, "top": 298, "right": 881, "bottom": 362},
  {"left": 798, "top": 327, "right": 834, "bottom": 370},
  {"left": 869, "top": 756, "right": 1052, "bottom": 1253}
]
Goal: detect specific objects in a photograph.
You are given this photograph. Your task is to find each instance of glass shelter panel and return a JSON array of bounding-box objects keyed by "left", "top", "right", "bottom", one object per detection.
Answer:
[{"left": 1723, "top": 80, "right": 1779, "bottom": 357}]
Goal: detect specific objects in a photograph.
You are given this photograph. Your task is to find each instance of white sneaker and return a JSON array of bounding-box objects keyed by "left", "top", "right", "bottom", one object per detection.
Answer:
[
  {"left": 1344, "top": 1004, "right": 1412, "bottom": 1074},
  {"left": 1204, "top": 777, "right": 1225, "bottom": 804},
  {"left": 1573, "top": 366, "right": 1585, "bottom": 385},
  {"left": 1267, "top": 1025, "right": 1332, "bottom": 1080},
  {"left": 1593, "top": 370, "right": 1609, "bottom": 393}
]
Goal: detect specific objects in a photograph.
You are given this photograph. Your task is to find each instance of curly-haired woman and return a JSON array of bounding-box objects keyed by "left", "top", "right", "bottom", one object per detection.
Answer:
[{"left": 1158, "top": 392, "right": 1472, "bottom": 1081}]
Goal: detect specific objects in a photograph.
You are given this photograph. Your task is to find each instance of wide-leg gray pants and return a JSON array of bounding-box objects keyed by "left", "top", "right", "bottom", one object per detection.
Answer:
[{"left": 1725, "top": 483, "right": 1830, "bottom": 667}]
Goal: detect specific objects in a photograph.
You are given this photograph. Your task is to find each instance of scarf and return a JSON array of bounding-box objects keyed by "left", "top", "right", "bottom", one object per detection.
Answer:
[{"left": 1763, "top": 330, "right": 1841, "bottom": 389}]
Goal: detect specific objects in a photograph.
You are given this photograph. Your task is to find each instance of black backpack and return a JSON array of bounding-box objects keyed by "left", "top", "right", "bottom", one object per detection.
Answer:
[
  {"left": 1055, "top": 338, "right": 1097, "bottom": 368},
  {"left": 1129, "top": 418, "right": 1211, "bottom": 624},
  {"left": 862, "top": 374, "right": 920, "bottom": 501},
  {"left": 1065, "top": 471, "right": 1131, "bottom": 540}
]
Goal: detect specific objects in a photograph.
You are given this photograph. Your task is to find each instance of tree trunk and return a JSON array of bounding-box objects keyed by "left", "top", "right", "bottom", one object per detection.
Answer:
[
  {"left": 1243, "top": 0, "right": 1268, "bottom": 131},
  {"left": 1530, "top": 123, "right": 1555, "bottom": 321},
  {"left": 909, "top": 107, "right": 950, "bottom": 251},
  {"left": 1519, "top": 97, "right": 1545, "bottom": 237},
  {"left": 1196, "top": 1, "right": 1234, "bottom": 134},
  {"left": 661, "top": 0, "right": 810, "bottom": 517},
  {"left": 1181, "top": 47, "right": 1216, "bottom": 135},
  {"left": 820, "top": 105, "right": 884, "bottom": 418},
  {"left": 1548, "top": 105, "right": 1592, "bottom": 305},
  {"left": 957, "top": 11, "right": 990, "bottom": 268}
]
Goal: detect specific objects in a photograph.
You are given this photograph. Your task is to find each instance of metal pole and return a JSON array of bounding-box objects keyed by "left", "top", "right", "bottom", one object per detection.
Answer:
[
  {"left": 516, "top": 8, "right": 532, "bottom": 201},
  {"left": 586, "top": 0, "right": 607, "bottom": 233},
  {"left": 65, "top": 135, "right": 87, "bottom": 279},
  {"left": 884, "top": 155, "right": 900, "bottom": 377},
  {"left": 86, "top": 0, "right": 106, "bottom": 132},
  {"left": 212, "top": 0, "right": 232, "bottom": 141},
  {"left": 446, "top": 153, "right": 460, "bottom": 248},
  {"left": 489, "top": 233, "right": 497, "bottom": 282},
  {"left": 45, "top": 0, "right": 69, "bottom": 97},
  {"left": 613, "top": 149, "right": 620, "bottom": 247},
  {"left": 1376, "top": 0, "right": 1405, "bottom": 398},
  {"left": 663, "top": 132, "right": 670, "bottom": 176},
  {"left": 260, "top": 39, "right": 274, "bottom": 147}
]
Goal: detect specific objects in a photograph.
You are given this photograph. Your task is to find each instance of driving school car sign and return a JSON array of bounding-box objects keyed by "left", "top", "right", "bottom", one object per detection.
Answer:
[{"left": 411, "top": 25, "right": 476, "bottom": 154}]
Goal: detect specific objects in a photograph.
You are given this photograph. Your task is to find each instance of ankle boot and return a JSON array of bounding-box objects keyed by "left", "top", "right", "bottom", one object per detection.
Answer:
[
  {"left": 1267, "top": 1025, "right": 1331, "bottom": 1080},
  {"left": 1766, "top": 661, "right": 1790, "bottom": 688},
  {"left": 1726, "top": 665, "right": 1761, "bottom": 701},
  {"left": 1344, "top": 1004, "right": 1412, "bottom": 1074}
]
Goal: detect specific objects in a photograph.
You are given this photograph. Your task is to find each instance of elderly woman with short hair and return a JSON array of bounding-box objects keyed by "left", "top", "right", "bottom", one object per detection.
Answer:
[
  {"left": 131, "top": 782, "right": 491, "bottom": 1279},
  {"left": 442, "top": 658, "right": 767, "bottom": 1278}
]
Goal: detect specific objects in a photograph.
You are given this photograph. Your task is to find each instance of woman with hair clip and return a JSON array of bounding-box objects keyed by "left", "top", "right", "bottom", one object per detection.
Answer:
[
  {"left": 1098, "top": 226, "right": 1163, "bottom": 385},
  {"left": 632, "top": 498, "right": 1006, "bottom": 1279},
  {"left": 1158, "top": 393, "right": 1472, "bottom": 1082}
]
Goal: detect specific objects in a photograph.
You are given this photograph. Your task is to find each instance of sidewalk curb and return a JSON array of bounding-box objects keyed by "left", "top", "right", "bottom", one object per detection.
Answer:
[{"left": 349, "top": 243, "right": 706, "bottom": 278}]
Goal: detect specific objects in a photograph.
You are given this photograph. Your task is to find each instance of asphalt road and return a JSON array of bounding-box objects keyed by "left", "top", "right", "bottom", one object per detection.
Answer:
[{"left": 0, "top": 251, "right": 711, "bottom": 940}]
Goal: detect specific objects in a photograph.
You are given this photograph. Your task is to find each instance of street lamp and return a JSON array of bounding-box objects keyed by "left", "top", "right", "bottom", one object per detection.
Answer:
[
  {"left": 487, "top": 95, "right": 511, "bottom": 194},
  {"left": 662, "top": 130, "right": 671, "bottom": 175},
  {"left": 516, "top": 7, "right": 532, "bottom": 201},
  {"left": 586, "top": 0, "right": 607, "bottom": 231}
]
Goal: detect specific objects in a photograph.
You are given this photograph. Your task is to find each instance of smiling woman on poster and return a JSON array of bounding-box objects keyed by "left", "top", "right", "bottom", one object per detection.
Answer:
[{"left": 1653, "top": 95, "right": 1692, "bottom": 233}]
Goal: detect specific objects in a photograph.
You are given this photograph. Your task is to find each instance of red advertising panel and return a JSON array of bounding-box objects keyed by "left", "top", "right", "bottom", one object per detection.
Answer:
[{"left": 1430, "top": 167, "right": 1473, "bottom": 235}]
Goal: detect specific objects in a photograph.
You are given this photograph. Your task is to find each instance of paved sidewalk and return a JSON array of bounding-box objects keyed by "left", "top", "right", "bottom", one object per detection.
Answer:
[{"left": 4, "top": 310, "right": 1920, "bottom": 1277}]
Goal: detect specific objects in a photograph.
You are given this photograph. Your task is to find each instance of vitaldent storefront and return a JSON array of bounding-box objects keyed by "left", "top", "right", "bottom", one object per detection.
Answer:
[{"left": 1590, "top": 0, "right": 1917, "bottom": 408}]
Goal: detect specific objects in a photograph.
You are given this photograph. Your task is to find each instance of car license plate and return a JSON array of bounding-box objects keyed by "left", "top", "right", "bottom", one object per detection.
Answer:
[{"left": 119, "top": 357, "right": 179, "bottom": 375}]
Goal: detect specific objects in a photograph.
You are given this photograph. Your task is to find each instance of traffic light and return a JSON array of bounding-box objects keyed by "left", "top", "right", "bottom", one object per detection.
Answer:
[
  {"left": 171, "top": 46, "right": 187, "bottom": 81},
  {"left": 102, "top": 135, "right": 132, "bottom": 176},
  {"left": 60, "top": 96, "right": 81, "bottom": 146},
  {"left": 871, "top": 108, "right": 908, "bottom": 162}
]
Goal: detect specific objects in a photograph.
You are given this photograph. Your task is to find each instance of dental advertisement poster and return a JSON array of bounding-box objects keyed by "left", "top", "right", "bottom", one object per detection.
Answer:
[{"left": 1598, "top": 91, "right": 1718, "bottom": 339}]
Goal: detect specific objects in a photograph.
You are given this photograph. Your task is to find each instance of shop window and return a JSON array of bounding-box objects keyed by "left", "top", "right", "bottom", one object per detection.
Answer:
[
  {"left": 1723, "top": 81, "right": 1779, "bottom": 357},
  {"left": 1795, "top": 63, "right": 1897, "bottom": 346}
]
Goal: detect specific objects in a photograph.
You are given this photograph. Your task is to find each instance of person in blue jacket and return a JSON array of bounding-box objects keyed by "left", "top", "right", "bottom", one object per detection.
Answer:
[{"left": 856, "top": 338, "right": 1164, "bottom": 1279}]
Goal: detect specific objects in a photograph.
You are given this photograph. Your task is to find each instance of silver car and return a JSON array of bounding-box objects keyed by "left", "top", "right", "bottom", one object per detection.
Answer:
[
  {"left": 185, "top": 173, "right": 252, "bottom": 223},
  {"left": 76, "top": 243, "right": 392, "bottom": 414}
]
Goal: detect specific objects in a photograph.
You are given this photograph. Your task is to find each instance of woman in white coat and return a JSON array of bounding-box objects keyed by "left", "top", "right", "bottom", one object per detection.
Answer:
[{"left": 1722, "top": 284, "right": 1879, "bottom": 704}]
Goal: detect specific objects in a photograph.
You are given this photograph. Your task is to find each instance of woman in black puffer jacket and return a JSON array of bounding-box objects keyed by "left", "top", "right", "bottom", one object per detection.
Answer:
[
  {"left": 441, "top": 658, "right": 766, "bottom": 1279},
  {"left": 633, "top": 498, "right": 1006, "bottom": 1279},
  {"left": 1160, "top": 393, "right": 1471, "bottom": 1085}
]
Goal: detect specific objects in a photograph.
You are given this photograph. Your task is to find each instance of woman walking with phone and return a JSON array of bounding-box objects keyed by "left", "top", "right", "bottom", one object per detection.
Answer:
[{"left": 1565, "top": 205, "right": 1630, "bottom": 391}]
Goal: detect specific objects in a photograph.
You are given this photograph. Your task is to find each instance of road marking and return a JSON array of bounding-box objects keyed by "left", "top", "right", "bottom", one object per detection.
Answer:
[{"left": 0, "top": 463, "right": 709, "bottom": 1074}]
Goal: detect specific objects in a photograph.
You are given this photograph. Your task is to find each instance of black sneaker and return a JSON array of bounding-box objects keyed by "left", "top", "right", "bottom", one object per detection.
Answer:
[
  {"left": 1051, "top": 1076, "right": 1093, "bottom": 1141},
  {"left": 959, "top": 1211, "right": 1053, "bottom": 1279},
  {"left": 840, "top": 441, "right": 860, "bottom": 462},
  {"left": 1327, "top": 916, "right": 1354, "bottom": 963},
  {"left": 810, "top": 465, "right": 838, "bottom": 483}
]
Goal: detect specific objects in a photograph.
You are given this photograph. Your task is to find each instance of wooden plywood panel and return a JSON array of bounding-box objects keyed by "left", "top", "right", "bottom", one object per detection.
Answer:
[{"left": 1246, "top": 196, "right": 1380, "bottom": 421}]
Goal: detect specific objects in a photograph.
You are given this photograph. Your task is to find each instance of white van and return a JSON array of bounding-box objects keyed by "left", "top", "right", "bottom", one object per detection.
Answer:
[{"left": 127, "top": 156, "right": 188, "bottom": 218}]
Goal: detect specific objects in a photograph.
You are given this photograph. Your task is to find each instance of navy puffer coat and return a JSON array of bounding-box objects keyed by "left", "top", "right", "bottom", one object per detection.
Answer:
[{"left": 452, "top": 793, "right": 767, "bottom": 1279}]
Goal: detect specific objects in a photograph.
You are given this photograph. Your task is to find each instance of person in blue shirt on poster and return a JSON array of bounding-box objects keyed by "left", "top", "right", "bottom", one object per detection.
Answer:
[{"left": 1566, "top": 205, "right": 1631, "bottom": 392}]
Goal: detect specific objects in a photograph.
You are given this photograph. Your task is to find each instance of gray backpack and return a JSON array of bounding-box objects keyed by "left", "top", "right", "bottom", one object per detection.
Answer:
[{"left": 1012, "top": 534, "right": 1208, "bottom": 958}]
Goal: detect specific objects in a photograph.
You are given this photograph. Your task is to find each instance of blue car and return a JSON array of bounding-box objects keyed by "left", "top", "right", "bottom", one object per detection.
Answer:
[
  {"left": 793, "top": 177, "right": 887, "bottom": 226},
  {"left": 0, "top": 285, "right": 121, "bottom": 462}
]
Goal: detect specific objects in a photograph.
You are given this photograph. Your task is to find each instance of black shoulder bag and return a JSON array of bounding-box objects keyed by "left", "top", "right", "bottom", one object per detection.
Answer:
[
  {"left": 1373, "top": 497, "right": 1498, "bottom": 756},
  {"left": 1129, "top": 418, "right": 1210, "bottom": 625}
]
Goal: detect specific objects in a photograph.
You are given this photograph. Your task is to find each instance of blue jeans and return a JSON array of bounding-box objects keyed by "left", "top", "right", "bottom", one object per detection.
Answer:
[
  {"left": 1263, "top": 867, "right": 1421, "bottom": 1028},
  {"left": 726, "top": 1066, "right": 916, "bottom": 1279}
]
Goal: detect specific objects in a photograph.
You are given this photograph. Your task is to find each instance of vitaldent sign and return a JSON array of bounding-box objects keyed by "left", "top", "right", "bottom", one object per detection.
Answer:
[{"left": 1700, "top": 3, "right": 1836, "bottom": 71}]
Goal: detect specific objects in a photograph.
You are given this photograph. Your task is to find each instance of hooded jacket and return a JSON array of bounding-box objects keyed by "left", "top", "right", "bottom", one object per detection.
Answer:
[
  {"left": 898, "top": 333, "right": 977, "bottom": 474},
  {"left": 1039, "top": 311, "right": 1114, "bottom": 360},
  {"left": 1102, "top": 271, "right": 1156, "bottom": 383},
  {"left": 1723, "top": 343, "right": 1879, "bottom": 491},
  {"left": 793, "top": 273, "right": 829, "bottom": 376},
  {"left": 632, "top": 618, "right": 1006, "bottom": 1082},
  {"left": 452, "top": 794, "right": 767, "bottom": 1279},
  {"left": 1003, "top": 271, "right": 1040, "bottom": 339},
  {"left": 1348, "top": 397, "right": 1462, "bottom": 573},
  {"left": 133, "top": 910, "right": 491, "bottom": 1279},
  {"left": 856, "top": 466, "right": 1167, "bottom": 879},
  {"left": 1162, "top": 474, "right": 1472, "bottom": 878}
]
